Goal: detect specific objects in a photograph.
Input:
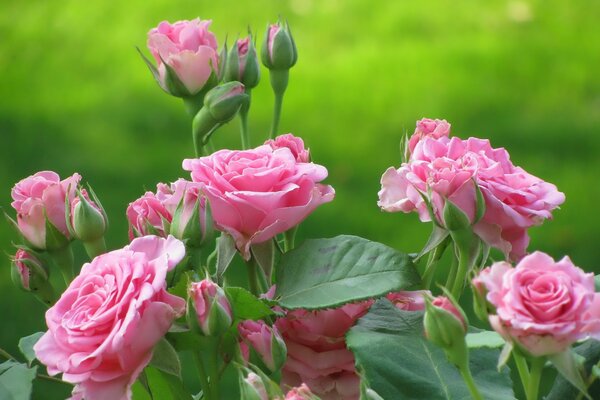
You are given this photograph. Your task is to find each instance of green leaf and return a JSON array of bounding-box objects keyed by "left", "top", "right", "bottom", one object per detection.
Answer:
[
  {"left": 226, "top": 287, "right": 274, "bottom": 321},
  {"left": 150, "top": 338, "right": 181, "bottom": 378},
  {"left": 546, "top": 340, "right": 600, "bottom": 400},
  {"left": 466, "top": 330, "right": 505, "bottom": 349},
  {"left": 216, "top": 234, "right": 237, "bottom": 282},
  {"left": 548, "top": 350, "right": 589, "bottom": 399},
  {"left": 0, "top": 360, "right": 38, "bottom": 400},
  {"left": 595, "top": 275, "right": 600, "bottom": 292},
  {"left": 141, "top": 366, "right": 192, "bottom": 400},
  {"left": 346, "top": 300, "right": 516, "bottom": 400},
  {"left": 414, "top": 225, "right": 449, "bottom": 262},
  {"left": 251, "top": 240, "right": 276, "bottom": 281},
  {"left": 275, "top": 235, "right": 420, "bottom": 310},
  {"left": 18, "top": 332, "right": 44, "bottom": 366}
]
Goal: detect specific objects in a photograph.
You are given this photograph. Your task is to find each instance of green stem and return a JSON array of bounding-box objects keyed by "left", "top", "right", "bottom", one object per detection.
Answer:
[
  {"left": 183, "top": 94, "right": 205, "bottom": 118},
  {"left": 268, "top": 69, "right": 289, "bottom": 139},
  {"left": 193, "top": 351, "right": 212, "bottom": 400},
  {"left": 513, "top": 351, "right": 530, "bottom": 396},
  {"left": 459, "top": 366, "right": 483, "bottom": 400},
  {"left": 83, "top": 237, "right": 106, "bottom": 259},
  {"left": 422, "top": 242, "right": 448, "bottom": 290},
  {"left": 50, "top": 245, "right": 75, "bottom": 285},
  {"left": 239, "top": 90, "right": 252, "bottom": 149},
  {"left": 37, "top": 374, "right": 72, "bottom": 386},
  {"left": 207, "top": 341, "right": 220, "bottom": 400},
  {"left": 0, "top": 347, "right": 16, "bottom": 361},
  {"left": 526, "top": 357, "right": 544, "bottom": 400},
  {"left": 445, "top": 255, "right": 459, "bottom": 293},
  {"left": 450, "top": 248, "right": 469, "bottom": 300},
  {"left": 283, "top": 226, "right": 298, "bottom": 253},
  {"left": 246, "top": 257, "right": 261, "bottom": 296}
]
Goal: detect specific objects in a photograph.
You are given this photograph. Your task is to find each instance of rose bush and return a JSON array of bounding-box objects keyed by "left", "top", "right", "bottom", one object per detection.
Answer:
[{"left": 33, "top": 235, "right": 186, "bottom": 400}]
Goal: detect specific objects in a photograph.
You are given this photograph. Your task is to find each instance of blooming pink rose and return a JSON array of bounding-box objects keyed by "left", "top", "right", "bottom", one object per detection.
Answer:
[
  {"left": 275, "top": 302, "right": 372, "bottom": 400},
  {"left": 147, "top": 19, "right": 219, "bottom": 95},
  {"left": 183, "top": 143, "right": 334, "bottom": 259},
  {"left": 34, "top": 236, "right": 186, "bottom": 400},
  {"left": 432, "top": 296, "right": 466, "bottom": 330},
  {"left": 189, "top": 279, "right": 233, "bottom": 336},
  {"left": 386, "top": 290, "right": 429, "bottom": 311},
  {"left": 407, "top": 118, "right": 451, "bottom": 154},
  {"left": 475, "top": 251, "right": 598, "bottom": 356},
  {"left": 265, "top": 134, "right": 310, "bottom": 163},
  {"left": 11, "top": 171, "right": 81, "bottom": 249},
  {"left": 379, "top": 130, "right": 565, "bottom": 260},
  {"left": 127, "top": 191, "right": 172, "bottom": 239},
  {"left": 285, "top": 383, "right": 317, "bottom": 400},
  {"left": 239, "top": 320, "right": 286, "bottom": 371}
]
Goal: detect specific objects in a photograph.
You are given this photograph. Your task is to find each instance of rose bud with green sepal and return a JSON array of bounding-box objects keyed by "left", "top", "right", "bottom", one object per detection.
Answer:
[
  {"left": 261, "top": 21, "right": 297, "bottom": 71},
  {"left": 238, "top": 320, "right": 287, "bottom": 372},
  {"left": 188, "top": 278, "right": 233, "bottom": 337},
  {"left": 225, "top": 34, "right": 261, "bottom": 89},
  {"left": 424, "top": 295, "right": 468, "bottom": 367},
  {"left": 68, "top": 187, "right": 108, "bottom": 258},
  {"left": 11, "top": 248, "right": 55, "bottom": 305}
]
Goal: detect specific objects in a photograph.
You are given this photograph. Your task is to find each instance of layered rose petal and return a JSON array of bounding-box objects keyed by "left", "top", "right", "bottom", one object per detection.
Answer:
[
  {"left": 34, "top": 236, "right": 186, "bottom": 400},
  {"left": 183, "top": 141, "right": 334, "bottom": 259},
  {"left": 475, "top": 251, "right": 598, "bottom": 356}
]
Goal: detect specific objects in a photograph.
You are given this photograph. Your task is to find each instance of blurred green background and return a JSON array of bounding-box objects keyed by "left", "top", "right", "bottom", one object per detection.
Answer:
[{"left": 1, "top": 0, "right": 599, "bottom": 398}]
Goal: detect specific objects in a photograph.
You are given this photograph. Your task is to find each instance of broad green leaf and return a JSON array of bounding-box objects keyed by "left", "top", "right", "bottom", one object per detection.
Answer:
[
  {"left": 150, "top": 338, "right": 181, "bottom": 378},
  {"left": 275, "top": 235, "right": 420, "bottom": 309},
  {"left": 0, "top": 360, "right": 37, "bottom": 400},
  {"left": 347, "top": 300, "right": 516, "bottom": 400},
  {"left": 18, "top": 332, "right": 44, "bottom": 366},
  {"left": 142, "top": 366, "right": 192, "bottom": 400},
  {"left": 226, "top": 287, "right": 274, "bottom": 320},
  {"left": 251, "top": 239, "right": 276, "bottom": 281},
  {"left": 414, "top": 225, "right": 449, "bottom": 262},
  {"left": 466, "top": 330, "right": 505, "bottom": 349},
  {"left": 548, "top": 350, "right": 589, "bottom": 399},
  {"left": 547, "top": 340, "right": 600, "bottom": 400}
]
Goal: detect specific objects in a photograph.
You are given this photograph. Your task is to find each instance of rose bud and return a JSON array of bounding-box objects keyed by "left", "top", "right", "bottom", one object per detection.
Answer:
[
  {"left": 146, "top": 19, "right": 219, "bottom": 97},
  {"left": 127, "top": 191, "right": 172, "bottom": 239},
  {"left": 238, "top": 320, "right": 287, "bottom": 372},
  {"left": 284, "top": 384, "right": 319, "bottom": 400},
  {"left": 11, "top": 171, "right": 81, "bottom": 250},
  {"left": 261, "top": 21, "right": 297, "bottom": 71},
  {"left": 68, "top": 188, "right": 108, "bottom": 257},
  {"left": 407, "top": 118, "right": 451, "bottom": 155},
  {"left": 424, "top": 295, "right": 468, "bottom": 367},
  {"left": 188, "top": 278, "right": 233, "bottom": 337},
  {"left": 239, "top": 371, "right": 269, "bottom": 400},
  {"left": 225, "top": 35, "right": 261, "bottom": 89},
  {"left": 264, "top": 134, "right": 310, "bottom": 163},
  {"left": 204, "top": 81, "right": 248, "bottom": 122}
]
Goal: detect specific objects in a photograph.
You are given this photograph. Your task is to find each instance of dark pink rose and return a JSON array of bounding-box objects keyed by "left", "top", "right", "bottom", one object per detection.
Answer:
[
  {"left": 34, "top": 236, "right": 186, "bottom": 400},
  {"left": 147, "top": 19, "right": 219, "bottom": 95},
  {"left": 275, "top": 302, "right": 372, "bottom": 400},
  {"left": 407, "top": 118, "right": 451, "bottom": 154},
  {"left": 183, "top": 143, "right": 334, "bottom": 259},
  {"left": 379, "top": 129, "right": 565, "bottom": 260},
  {"left": 475, "top": 251, "right": 599, "bottom": 356},
  {"left": 265, "top": 134, "right": 310, "bottom": 163},
  {"left": 11, "top": 171, "right": 81, "bottom": 249}
]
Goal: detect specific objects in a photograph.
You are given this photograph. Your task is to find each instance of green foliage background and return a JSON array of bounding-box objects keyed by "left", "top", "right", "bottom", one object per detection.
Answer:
[{"left": 1, "top": 0, "right": 599, "bottom": 398}]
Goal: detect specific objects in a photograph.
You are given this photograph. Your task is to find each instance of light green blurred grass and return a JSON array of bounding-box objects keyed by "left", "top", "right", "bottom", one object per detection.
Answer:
[{"left": 1, "top": 0, "right": 599, "bottom": 398}]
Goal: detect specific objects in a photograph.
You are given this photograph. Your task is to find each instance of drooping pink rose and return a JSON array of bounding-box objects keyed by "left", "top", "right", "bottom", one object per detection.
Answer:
[
  {"left": 275, "top": 302, "right": 372, "bottom": 400},
  {"left": 126, "top": 191, "right": 172, "bottom": 239},
  {"left": 378, "top": 127, "right": 565, "bottom": 260},
  {"left": 189, "top": 278, "right": 233, "bottom": 336},
  {"left": 183, "top": 143, "right": 334, "bottom": 259},
  {"left": 474, "top": 251, "right": 599, "bottom": 356},
  {"left": 147, "top": 19, "right": 219, "bottom": 95},
  {"left": 239, "top": 320, "right": 286, "bottom": 372},
  {"left": 386, "top": 290, "right": 429, "bottom": 311},
  {"left": 407, "top": 118, "right": 451, "bottom": 154},
  {"left": 11, "top": 171, "right": 81, "bottom": 249},
  {"left": 34, "top": 236, "right": 186, "bottom": 400},
  {"left": 265, "top": 134, "right": 310, "bottom": 163}
]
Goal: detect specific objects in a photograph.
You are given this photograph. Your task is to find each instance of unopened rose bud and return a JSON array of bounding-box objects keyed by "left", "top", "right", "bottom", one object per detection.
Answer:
[
  {"left": 240, "top": 371, "right": 269, "bottom": 400},
  {"left": 69, "top": 189, "right": 107, "bottom": 243},
  {"left": 12, "top": 249, "right": 55, "bottom": 305},
  {"left": 284, "top": 383, "right": 319, "bottom": 400},
  {"left": 424, "top": 296, "right": 468, "bottom": 367},
  {"left": 188, "top": 278, "right": 233, "bottom": 337},
  {"left": 261, "top": 21, "right": 297, "bottom": 71},
  {"left": 225, "top": 35, "right": 261, "bottom": 89},
  {"left": 204, "top": 81, "right": 248, "bottom": 122},
  {"left": 166, "top": 180, "right": 213, "bottom": 248},
  {"left": 238, "top": 320, "right": 287, "bottom": 372}
]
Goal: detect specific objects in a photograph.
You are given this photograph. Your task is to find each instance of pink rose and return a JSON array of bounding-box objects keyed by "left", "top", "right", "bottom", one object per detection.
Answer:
[
  {"left": 183, "top": 143, "right": 334, "bottom": 259},
  {"left": 34, "top": 236, "right": 186, "bottom": 400},
  {"left": 407, "top": 118, "right": 451, "bottom": 154},
  {"left": 275, "top": 302, "right": 372, "bottom": 400},
  {"left": 475, "top": 251, "right": 598, "bottom": 356},
  {"left": 147, "top": 19, "right": 219, "bottom": 95},
  {"left": 126, "top": 191, "right": 172, "bottom": 239},
  {"left": 285, "top": 383, "right": 317, "bottom": 400},
  {"left": 378, "top": 130, "right": 565, "bottom": 260},
  {"left": 11, "top": 171, "right": 81, "bottom": 249},
  {"left": 265, "top": 134, "right": 310, "bottom": 163},
  {"left": 189, "top": 279, "right": 233, "bottom": 336},
  {"left": 386, "top": 290, "right": 429, "bottom": 311},
  {"left": 238, "top": 320, "right": 287, "bottom": 372}
]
